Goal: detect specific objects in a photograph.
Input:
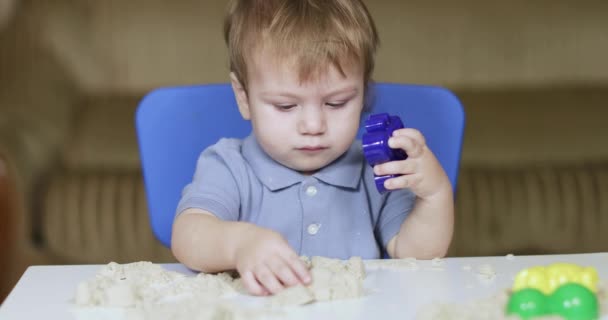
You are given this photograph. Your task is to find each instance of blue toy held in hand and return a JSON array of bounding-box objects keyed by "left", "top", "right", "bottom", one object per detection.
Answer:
[{"left": 362, "top": 113, "right": 408, "bottom": 193}]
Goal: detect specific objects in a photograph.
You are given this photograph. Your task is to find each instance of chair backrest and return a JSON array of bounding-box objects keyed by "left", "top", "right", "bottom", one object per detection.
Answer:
[{"left": 136, "top": 83, "right": 465, "bottom": 247}]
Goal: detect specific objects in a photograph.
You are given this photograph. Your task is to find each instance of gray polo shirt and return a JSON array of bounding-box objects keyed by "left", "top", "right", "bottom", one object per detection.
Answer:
[{"left": 176, "top": 134, "right": 416, "bottom": 259}]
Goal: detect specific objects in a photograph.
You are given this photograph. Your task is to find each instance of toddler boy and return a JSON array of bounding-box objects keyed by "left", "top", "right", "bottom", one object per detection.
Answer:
[{"left": 172, "top": 0, "right": 454, "bottom": 296}]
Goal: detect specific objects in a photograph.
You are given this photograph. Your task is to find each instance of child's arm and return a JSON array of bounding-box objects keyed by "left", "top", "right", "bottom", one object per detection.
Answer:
[
  {"left": 372, "top": 128, "right": 454, "bottom": 259},
  {"left": 172, "top": 208, "right": 311, "bottom": 295}
]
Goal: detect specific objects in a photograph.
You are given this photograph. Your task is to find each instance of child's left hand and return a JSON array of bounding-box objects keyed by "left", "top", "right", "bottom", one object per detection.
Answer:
[{"left": 372, "top": 128, "right": 451, "bottom": 199}]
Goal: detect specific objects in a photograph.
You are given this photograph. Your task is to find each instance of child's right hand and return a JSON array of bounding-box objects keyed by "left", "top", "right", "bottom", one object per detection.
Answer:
[{"left": 234, "top": 226, "right": 311, "bottom": 296}]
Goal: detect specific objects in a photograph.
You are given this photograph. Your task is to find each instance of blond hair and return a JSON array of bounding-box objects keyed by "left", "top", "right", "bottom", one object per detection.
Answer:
[{"left": 224, "top": 0, "right": 379, "bottom": 92}]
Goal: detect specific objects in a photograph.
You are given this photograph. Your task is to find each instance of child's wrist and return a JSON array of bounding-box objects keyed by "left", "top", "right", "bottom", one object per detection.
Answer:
[
  {"left": 418, "top": 180, "right": 453, "bottom": 202},
  {"left": 228, "top": 222, "right": 253, "bottom": 266},
  {"left": 230, "top": 222, "right": 264, "bottom": 266}
]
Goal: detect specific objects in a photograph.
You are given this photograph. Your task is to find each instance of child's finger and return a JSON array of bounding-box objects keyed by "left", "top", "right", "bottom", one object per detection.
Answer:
[
  {"left": 392, "top": 128, "right": 426, "bottom": 146},
  {"left": 384, "top": 173, "right": 423, "bottom": 190},
  {"left": 256, "top": 264, "right": 285, "bottom": 295},
  {"left": 268, "top": 258, "right": 299, "bottom": 287},
  {"left": 241, "top": 270, "right": 268, "bottom": 296},
  {"left": 388, "top": 135, "right": 423, "bottom": 157},
  {"left": 374, "top": 159, "right": 417, "bottom": 176},
  {"left": 284, "top": 254, "right": 312, "bottom": 285}
]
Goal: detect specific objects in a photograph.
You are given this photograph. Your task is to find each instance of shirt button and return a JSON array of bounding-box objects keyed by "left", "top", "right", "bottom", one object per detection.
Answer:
[
  {"left": 305, "top": 186, "right": 318, "bottom": 197},
  {"left": 307, "top": 223, "right": 320, "bottom": 235}
]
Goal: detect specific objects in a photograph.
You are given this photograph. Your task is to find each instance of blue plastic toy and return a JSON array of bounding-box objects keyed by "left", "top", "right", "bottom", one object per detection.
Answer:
[{"left": 362, "top": 113, "right": 408, "bottom": 193}]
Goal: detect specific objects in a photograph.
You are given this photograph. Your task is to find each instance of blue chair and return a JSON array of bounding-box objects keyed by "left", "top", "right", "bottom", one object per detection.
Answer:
[{"left": 136, "top": 83, "right": 465, "bottom": 247}]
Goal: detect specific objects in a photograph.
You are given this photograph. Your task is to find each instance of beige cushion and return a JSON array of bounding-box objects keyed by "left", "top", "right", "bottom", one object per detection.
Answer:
[
  {"left": 41, "top": 170, "right": 174, "bottom": 263},
  {"left": 26, "top": 0, "right": 608, "bottom": 92},
  {"left": 451, "top": 163, "right": 608, "bottom": 256},
  {"left": 458, "top": 87, "right": 608, "bottom": 164},
  {"left": 62, "top": 96, "right": 143, "bottom": 170},
  {"left": 40, "top": 162, "right": 608, "bottom": 261}
]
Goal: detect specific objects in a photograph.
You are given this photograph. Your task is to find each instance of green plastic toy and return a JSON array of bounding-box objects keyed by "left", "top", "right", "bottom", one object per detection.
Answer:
[
  {"left": 549, "top": 283, "right": 599, "bottom": 320},
  {"left": 507, "top": 282, "right": 599, "bottom": 320}
]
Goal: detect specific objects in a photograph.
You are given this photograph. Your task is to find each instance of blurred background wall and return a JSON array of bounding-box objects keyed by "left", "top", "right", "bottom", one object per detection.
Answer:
[{"left": 1, "top": 0, "right": 608, "bottom": 303}]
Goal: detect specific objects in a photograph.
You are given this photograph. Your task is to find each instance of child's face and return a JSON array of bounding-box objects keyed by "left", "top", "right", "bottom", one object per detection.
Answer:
[{"left": 231, "top": 49, "right": 365, "bottom": 174}]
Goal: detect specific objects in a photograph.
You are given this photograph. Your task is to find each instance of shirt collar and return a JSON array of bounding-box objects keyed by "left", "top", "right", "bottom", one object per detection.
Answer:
[{"left": 242, "top": 134, "right": 364, "bottom": 191}]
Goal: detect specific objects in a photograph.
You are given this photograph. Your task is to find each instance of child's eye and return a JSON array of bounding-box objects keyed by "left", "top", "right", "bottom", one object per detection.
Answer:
[
  {"left": 274, "top": 104, "right": 297, "bottom": 111},
  {"left": 326, "top": 101, "right": 347, "bottom": 108}
]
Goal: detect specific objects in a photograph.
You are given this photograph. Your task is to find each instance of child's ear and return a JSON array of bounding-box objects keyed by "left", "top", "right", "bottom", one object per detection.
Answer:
[{"left": 230, "top": 72, "right": 251, "bottom": 120}]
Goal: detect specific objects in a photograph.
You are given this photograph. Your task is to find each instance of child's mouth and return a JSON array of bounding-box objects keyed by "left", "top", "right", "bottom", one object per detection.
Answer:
[{"left": 297, "top": 146, "right": 328, "bottom": 153}]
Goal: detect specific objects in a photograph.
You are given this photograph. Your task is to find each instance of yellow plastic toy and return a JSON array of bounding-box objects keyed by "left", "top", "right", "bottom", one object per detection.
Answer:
[{"left": 512, "top": 262, "right": 599, "bottom": 295}]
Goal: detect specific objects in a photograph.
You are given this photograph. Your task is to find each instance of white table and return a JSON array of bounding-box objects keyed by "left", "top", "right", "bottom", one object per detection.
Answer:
[{"left": 1, "top": 253, "right": 607, "bottom": 319}]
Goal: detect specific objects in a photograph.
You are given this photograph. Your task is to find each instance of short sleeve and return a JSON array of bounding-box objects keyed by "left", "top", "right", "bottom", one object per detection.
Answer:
[
  {"left": 375, "top": 188, "right": 416, "bottom": 249},
  {"left": 175, "top": 139, "right": 243, "bottom": 221}
]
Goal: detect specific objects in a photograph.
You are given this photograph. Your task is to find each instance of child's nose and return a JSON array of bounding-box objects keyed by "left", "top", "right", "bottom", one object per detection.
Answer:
[{"left": 298, "top": 107, "right": 326, "bottom": 135}]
